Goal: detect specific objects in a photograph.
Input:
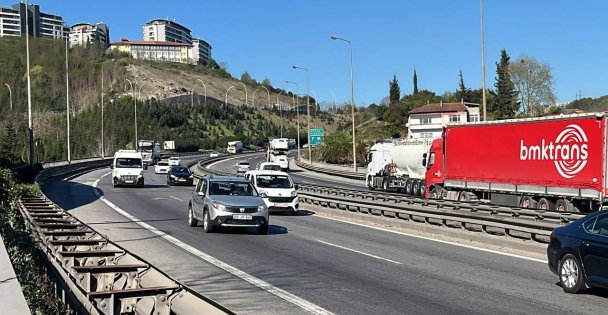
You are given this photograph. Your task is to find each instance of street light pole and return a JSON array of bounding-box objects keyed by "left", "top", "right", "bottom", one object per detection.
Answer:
[
  {"left": 285, "top": 81, "right": 300, "bottom": 158},
  {"left": 276, "top": 91, "right": 283, "bottom": 137},
  {"left": 261, "top": 85, "right": 271, "bottom": 109},
  {"left": 101, "top": 65, "right": 104, "bottom": 158},
  {"left": 191, "top": 82, "right": 200, "bottom": 108},
  {"left": 4, "top": 83, "right": 12, "bottom": 111},
  {"left": 252, "top": 89, "right": 259, "bottom": 107},
  {"left": 225, "top": 85, "right": 234, "bottom": 106},
  {"left": 125, "top": 79, "right": 136, "bottom": 147},
  {"left": 65, "top": 38, "right": 71, "bottom": 162},
  {"left": 197, "top": 79, "right": 207, "bottom": 104},
  {"left": 480, "top": 0, "right": 487, "bottom": 121},
  {"left": 238, "top": 82, "right": 248, "bottom": 106},
  {"left": 331, "top": 35, "right": 357, "bottom": 171},
  {"left": 25, "top": 0, "right": 35, "bottom": 167},
  {"left": 293, "top": 65, "right": 312, "bottom": 165}
]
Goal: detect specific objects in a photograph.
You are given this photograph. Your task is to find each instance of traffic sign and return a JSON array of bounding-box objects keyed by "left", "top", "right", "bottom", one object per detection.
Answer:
[{"left": 309, "top": 128, "right": 324, "bottom": 145}]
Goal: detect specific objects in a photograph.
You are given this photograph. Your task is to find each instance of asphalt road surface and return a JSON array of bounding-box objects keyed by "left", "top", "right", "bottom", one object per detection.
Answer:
[{"left": 42, "top": 155, "right": 608, "bottom": 314}]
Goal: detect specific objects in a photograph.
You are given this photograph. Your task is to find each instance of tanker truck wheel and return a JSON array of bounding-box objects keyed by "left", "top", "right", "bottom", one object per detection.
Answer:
[
  {"left": 405, "top": 179, "right": 413, "bottom": 195},
  {"left": 418, "top": 180, "right": 426, "bottom": 197},
  {"left": 412, "top": 180, "right": 421, "bottom": 196},
  {"left": 429, "top": 187, "right": 440, "bottom": 199},
  {"left": 382, "top": 178, "right": 390, "bottom": 191},
  {"left": 367, "top": 177, "right": 375, "bottom": 190}
]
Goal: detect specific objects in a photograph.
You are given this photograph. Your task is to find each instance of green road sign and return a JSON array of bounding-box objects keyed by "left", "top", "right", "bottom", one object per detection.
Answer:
[{"left": 309, "top": 128, "right": 324, "bottom": 145}]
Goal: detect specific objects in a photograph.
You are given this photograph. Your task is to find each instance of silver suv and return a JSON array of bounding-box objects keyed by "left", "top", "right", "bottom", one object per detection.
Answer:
[{"left": 188, "top": 175, "right": 269, "bottom": 234}]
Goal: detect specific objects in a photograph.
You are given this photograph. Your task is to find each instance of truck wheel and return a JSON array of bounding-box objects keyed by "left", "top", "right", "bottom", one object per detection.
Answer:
[
  {"left": 556, "top": 199, "right": 575, "bottom": 212},
  {"left": 458, "top": 191, "right": 471, "bottom": 202},
  {"left": 418, "top": 180, "right": 426, "bottom": 197},
  {"left": 367, "top": 177, "right": 375, "bottom": 190},
  {"left": 412, "top": 180, "right": 421, "bottom": 196},
  {"left": 520, "top": 196, "right": 537, "bottom": 208},
  {"left": 404, "top": 179, "right": 413, "bottom": 195},
  {"left": 537, "top": 198, "right": 554, "bottom": 211},
  {"left": 429, "top": 187, "right": 440, "bottom": 199},
  {"left": 382, "top": 178, "right": 390, "bottom": 191}
]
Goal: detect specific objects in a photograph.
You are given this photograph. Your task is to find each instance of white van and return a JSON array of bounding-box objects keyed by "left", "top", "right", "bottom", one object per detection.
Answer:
[
  {"left": 111, "top": 150, "right": 146, "bottom": 187},
  {"left": 244, "top": 170, "right": 299, "bottom": 215}
]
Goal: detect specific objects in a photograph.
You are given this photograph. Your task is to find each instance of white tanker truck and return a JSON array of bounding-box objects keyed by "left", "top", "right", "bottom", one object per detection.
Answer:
[{"left": 366, "top": 139, "right": 432, "bottom": 195}]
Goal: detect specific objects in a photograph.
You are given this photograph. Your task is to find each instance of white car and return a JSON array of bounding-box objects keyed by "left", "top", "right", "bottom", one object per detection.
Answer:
[
  {"left": 168, "top": 156, "right": 181, "bottom": 166},
  {"left": 209, "top": 151, "right": 220, "bottom": 158},
  {"left": 258, "top": 162, "right": 281, "bottom": 171},
  {"left": 272, "top": 155, "right": 289, "bottom": 171},
  {"left": 234, "top": 161, "right": 251, "bottom": 173},
  {"left": 244, "top": 170, "right": 299, "bottom": 215},
  {"left": 155, "top": 161, "right": 171, "bottom": 174}
]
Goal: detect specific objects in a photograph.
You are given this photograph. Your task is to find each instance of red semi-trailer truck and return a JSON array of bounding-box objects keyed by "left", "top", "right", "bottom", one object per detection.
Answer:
[{"left": 424, "top": 113, "right": 607, "bottom": 212}]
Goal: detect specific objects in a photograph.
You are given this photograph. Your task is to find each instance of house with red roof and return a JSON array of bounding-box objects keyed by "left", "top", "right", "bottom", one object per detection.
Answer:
[{"left": 406, "top": 101, "right": 480, "bottom": 139}]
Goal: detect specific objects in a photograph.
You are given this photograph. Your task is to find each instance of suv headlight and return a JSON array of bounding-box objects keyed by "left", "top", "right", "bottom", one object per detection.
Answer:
[
  {"left": 291, "top": 190, "right": 297, "bottom": 197},
  {"left": 257, "top": 203, "right": 267, "bottom": 212},
  {"left": 189, "top": 175, "right": 194, "bottom": 178},
  {"left": 170, "top": 175, "right": 177, "bottom": 179},
  {"left": 211, "top": 201, "right": 226, "bottom": 212}
]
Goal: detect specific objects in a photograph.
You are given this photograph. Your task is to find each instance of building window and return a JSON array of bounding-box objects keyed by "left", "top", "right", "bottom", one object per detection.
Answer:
[
  {"left": 420, "top": 132, "right": 434, "bottom": 139},
  {"left": 449, "top": 114, "right": 461, "bottom": 123},
  {"left": 420, "top": 116, "right": 432, "bottom": 124},
  {"left": 469, "top": 114, "right": 479, "bottom": 122}
]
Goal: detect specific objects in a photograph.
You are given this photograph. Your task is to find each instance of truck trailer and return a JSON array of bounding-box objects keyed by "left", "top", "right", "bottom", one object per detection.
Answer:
[
  {"left": 366, "top": 139, "right": 431, "bottom": 195},
  {"left": 268, "top": 138, "right": 290, "bottom": 170},
  {"left": 424, "top": 113, "right": 607, "bottom": 212},
  {"left": 137, "top": 140, "right": 160, "bottom": 166},
  {"left": 227, "top": 141, "right": 243, "bottom": 154}
]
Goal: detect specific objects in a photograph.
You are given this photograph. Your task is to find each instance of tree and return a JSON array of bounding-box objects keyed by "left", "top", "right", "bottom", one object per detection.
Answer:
[
  {"left": 389, "top": 74, "right": 400, "bottom": 105},
  {"left": 413, "top": 69, "right": 418, "bottom": 94},
  {"left": 492, "top": 49, "right": 519, "bottom": 119},
  {"left": 509, "top": 55, "right": 556, "bottom": 116},
  {"left": 456, "top": 70, "right": 471, "bottom": 102}
]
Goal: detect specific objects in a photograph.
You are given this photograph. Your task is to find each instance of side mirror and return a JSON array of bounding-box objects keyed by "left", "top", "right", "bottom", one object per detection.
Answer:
[
  {"left": 294, "top": 184, "right": 299, "bottom": 190},
  {"left": 110, "top": 164, "right": 114, "bottom": 169},
  {"left": 422, "top": 153, "right": 427, "bottom": 167},
  {"left": 143, "top": 164, "right": 148, "bottom": 170},
  {"left": 260, "top": 192, "right": 268, "bottom": 198},
  {"left": 197, "top": 191, "right": 205, "bottom": 197}
]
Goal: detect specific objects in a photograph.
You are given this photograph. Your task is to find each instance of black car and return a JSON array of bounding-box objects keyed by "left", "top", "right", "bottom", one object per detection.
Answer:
[
  {"left": 167, "top": 166, "right": 194, "bottom": 186},
  {"left": 547, "top": 210, "right": 608, "bottom": 293}
]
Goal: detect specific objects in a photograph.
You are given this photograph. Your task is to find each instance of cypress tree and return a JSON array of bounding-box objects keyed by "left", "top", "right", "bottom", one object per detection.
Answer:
[
  {"left": 389, "top": 74, "right": 400, "bottom": 105},
  {"left": 413, "top": 69, "right": 418, "bottom": 94},
  {"left": 493, "top": 49, "right": 519, "bottom": 119}
]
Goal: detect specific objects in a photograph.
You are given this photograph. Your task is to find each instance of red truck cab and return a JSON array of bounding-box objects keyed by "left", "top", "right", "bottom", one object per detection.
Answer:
[{"left": 424, "top": 138, "right": 444, "bottom": 199}]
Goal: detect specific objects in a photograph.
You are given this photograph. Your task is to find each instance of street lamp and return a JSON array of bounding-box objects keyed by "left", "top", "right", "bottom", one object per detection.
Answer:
[
  {"left": 225, "top": 85, "right": 234, "bottom": 106},
  {"left": 191, "top": 82, "right": 201, "bottom": 108},
  {"left": 292, "top": 65, "right": 312, "bottom": 165},
  {"left": 25, "top": 0, "right": 34, "bottom": 166},
  {"left": 65, "top": 37, "right": 71, "bottom": 162},
  {"left": 331, "top": 34, "right": 357, "bottom": 171},
  {"left": 285, "top": 81, "right": 300, "bottom": 158},
  {"left": 252, "top": 89, "right": 259, "bottom": 107},
  {"left": 100, "top": 65, "right": 104, "bottom": 158},
  {"left": 276, "top": 91, "right": 285, "bottom": 137},
  {"left": 197, "top": 79, "right": 207, "bottom": 105},
  {"left": 238, "top": 82, "right": 248, "bottom": 106},
  {"left": 480, "top": 0, "right": 487, "bottom": 121},
  {"left": 261, "top": 85, "right": 271, "bottom": 109},
  {"left": 4, "top": 83, "right": 12, "bottom": 111},
  {"left": 125, "top": 79, "right": 136, "bottom": 147}
]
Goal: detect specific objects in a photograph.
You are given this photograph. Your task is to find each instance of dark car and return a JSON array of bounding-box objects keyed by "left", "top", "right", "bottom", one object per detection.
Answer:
[
  {"left": 167, "top": 166, "right": 194, "bottom": 186},
  {"left": 547, "top": 210, "right": 608, "bottom": 293}
]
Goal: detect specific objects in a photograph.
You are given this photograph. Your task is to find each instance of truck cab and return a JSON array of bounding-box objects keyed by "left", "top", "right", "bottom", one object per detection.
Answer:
[
  {"left": 423, "top": 138, "right": 444, "bottom": 198},
  {"left": 111, "top": 150, "right": 146, "bottom": 187}
]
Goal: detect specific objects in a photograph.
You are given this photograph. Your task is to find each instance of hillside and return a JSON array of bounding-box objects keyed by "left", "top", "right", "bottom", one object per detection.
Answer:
[{"left": 0, "top": 37, "right": 345, "bottom": 164}]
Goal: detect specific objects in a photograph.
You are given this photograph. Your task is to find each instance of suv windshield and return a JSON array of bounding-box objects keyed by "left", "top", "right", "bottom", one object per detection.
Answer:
[
  {"left": 172, "top": 166, "right": 190, "bottom": 174},
  {"left": 262, "top": 164, "right": 281, "bottom": 171},
  {"left": 116, "top": 158, "right": 142, "bottom": 168},
  {"left": 256, "top": 175, "right": 293, "bottom": 188},
  {"left": 209, "top": 181, "right": 258, "bottom": 196}
]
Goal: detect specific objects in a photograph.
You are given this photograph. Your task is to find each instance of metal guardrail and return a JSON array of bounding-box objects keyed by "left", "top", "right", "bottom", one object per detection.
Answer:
[
  {"left": 14, "top": 154, "right": 233, "bottom": 314},
  {"left": 17, "top": 197, "right": 231, "bottom": 315},
  {"left": 297, "top": 184, "right": 585, "bottom": 243},
  {"left": 294, "top": 159, "right": 365, "bottom": 180}
]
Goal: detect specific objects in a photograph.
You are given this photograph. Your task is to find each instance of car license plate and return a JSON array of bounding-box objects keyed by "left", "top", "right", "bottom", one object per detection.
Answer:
[
  {"left": 178, "top": 178, "right": 186, "bottom": 181},
  {"left": 125, "top": 180, "right": 134, "bottom": 184},
  {"left": 274, "top": 203, "right": 289, "bottom": 207},
  {"left": 233, "top": 214, "right": 252, "bottom": 220}
]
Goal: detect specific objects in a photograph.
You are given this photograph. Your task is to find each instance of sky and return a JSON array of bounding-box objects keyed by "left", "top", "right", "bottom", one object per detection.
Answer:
[{"left": 11, "top": 0, "right": 608, "bottom": 106}]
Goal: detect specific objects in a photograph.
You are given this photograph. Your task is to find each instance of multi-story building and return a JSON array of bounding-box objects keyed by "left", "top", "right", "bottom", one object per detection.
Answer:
[
  {"left": 407, "top": 101, "right": 480, "bottom": 139},
  {"left": 69, "top": 22, "right": 110, "bottom": 48},
  {"left": 191, "top": 38, "right": 212, "bottom": 63},
  {"left": 110, "top": 38, "right": 191, "bottom": 64},
  {"left": 143, "top": 19, "right": 192, "bottom": 44},
  {"left": 0, "top": 3, "right": 68, "bottom": 39}
]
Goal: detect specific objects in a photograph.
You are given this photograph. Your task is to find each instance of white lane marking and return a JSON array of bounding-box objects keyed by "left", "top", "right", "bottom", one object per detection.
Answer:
[
  {"left": 92, "top": 172, "right": 332, "bottom": 315},
  {"left": 153, "top": 197, "right": 169, "bottom": 200},
  {"left": 169, "top": 196, "right": 184, "bottom": 202},
  {"left": 316, "top": 215, "right": 548, "bottom": 264},
  {"left": 206, "top": 154, "right": 259, "bottom": 169},
  {"left": 316, "top": 239, "right": 401, "bottom": 265}
]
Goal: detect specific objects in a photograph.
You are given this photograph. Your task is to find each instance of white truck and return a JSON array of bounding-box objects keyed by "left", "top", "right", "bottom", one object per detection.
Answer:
[
  {"left": 366, "top": 139, "right": 431, "bottom": 195},
  {"left": 268, "top": 138, "right": 290, "bottom": 170},
  {"left": 111, "top": 150, "right": 146, "bottom": 187},
  {"left": 227, "top": 141, "right": 243, "bottom": 154},
  {"left": 137, "top": 139, "right": 161, "bottom": 166}
]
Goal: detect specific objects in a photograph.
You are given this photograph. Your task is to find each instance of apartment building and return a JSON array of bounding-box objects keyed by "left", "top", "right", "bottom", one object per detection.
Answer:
[
  {"left": 0, "top": 3, "right": 68, "bottom": 39},
  {"left": 143, "top": 19, "right": 192, "bottom": 44},
  {"left": 110, "top": 38, "right": 191, "bottom": 64},
  {"left": 69, "top": 22, "right": 110, "bottom": 48},
  {"left": 407, "top": 101, "right": 480, "bottom": 139},
  {"left": 191, "top": 38, "right": 212, "bottom": 63}
]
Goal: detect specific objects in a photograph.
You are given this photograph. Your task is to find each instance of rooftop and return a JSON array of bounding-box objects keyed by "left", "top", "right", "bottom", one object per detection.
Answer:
[
  {"left": 111, "top": 39, "right": 191, "bottom": 47},
  {"left": 409, "top": 102, "right": 469, "bottom": 114}
]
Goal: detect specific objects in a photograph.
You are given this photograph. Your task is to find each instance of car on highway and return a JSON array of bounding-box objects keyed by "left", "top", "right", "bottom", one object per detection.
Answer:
[
  {"left": 244, "top": 170, "right": 299, "bottom": 215},
  {"left": 187, "top": 175, "right": 269, "bottom": 234},
  {"left": 209, "top": 151, "right": 220, "bottom": 158},
  {"left": 155, "top": 160, "right": 171, "bottom": 174},
  {"left": 234, "top": 161, "right": 250, "bottom": 173},
  {"left": 547, "top": 210, "right": 608, "bottom": 293},
  {"left": 258, "top": 162, "right": 281, "bottom": 171},
  {"left": 167, "top": 166, "right": 194, "bottom": 186},
  {"left": 168, "top": 156, "right": 181, "bottom": 166}
]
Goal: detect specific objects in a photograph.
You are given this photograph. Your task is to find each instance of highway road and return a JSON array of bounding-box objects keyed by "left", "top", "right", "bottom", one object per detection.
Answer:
[{"left": 42, "top": 155, "right": 608, "bottom": 314}]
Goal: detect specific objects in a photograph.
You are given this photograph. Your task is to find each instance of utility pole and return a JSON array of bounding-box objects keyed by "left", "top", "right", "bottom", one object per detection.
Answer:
[
  {"left": 66, "top": 38, "right": 71, "bottom": 162},
  {"left": 101, "top": 65, "right": 104, "bottom": 158},
  {"left": 26, "top": 0, "right": 35, "bottom": 167}
]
